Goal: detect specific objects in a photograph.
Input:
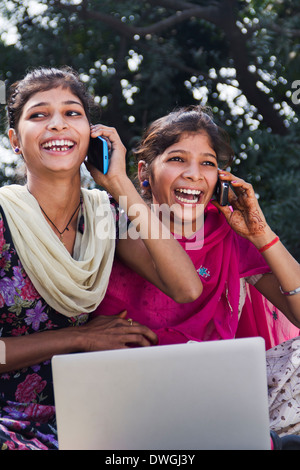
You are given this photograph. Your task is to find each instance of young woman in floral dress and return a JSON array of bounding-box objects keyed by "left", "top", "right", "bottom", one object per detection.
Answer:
[{"left": 0, "top": 68, "right": 202, "bottom": 450}]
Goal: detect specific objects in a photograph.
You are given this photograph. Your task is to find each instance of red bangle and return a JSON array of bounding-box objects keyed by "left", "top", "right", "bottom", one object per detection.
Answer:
[{"left": 258, "top": 236, "right": 280, "bottom": 253}]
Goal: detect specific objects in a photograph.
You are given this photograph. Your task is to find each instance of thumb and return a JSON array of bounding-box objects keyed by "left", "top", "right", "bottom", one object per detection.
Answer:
[
  {"left": 117, "top": 310, "right": 128, "bottom": 319},
  {"left": 211, "top": 200, "right": 233, "bottom": 221}
]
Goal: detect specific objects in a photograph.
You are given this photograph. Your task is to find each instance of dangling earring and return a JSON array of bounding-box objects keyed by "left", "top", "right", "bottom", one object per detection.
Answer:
[{"left": 142, "top": 180, "right": 150, "bottom": 188}]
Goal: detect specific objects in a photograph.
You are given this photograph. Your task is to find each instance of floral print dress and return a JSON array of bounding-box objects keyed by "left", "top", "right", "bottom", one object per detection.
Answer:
[{"left": 0, "top": 207, "right": 89, "bottom": 450}]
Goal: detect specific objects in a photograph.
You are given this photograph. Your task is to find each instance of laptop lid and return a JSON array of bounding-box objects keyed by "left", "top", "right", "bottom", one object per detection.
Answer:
[{"left": 51, "top": 337, "right": 271, "bottom": 450}]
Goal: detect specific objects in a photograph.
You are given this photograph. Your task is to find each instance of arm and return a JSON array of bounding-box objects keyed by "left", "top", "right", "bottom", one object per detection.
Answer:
[
  {"left": 213, "top": 170, "right": 300, "bottom": 326},
  {"left": 253, "top": 264, "right": 300, "bottom": 329},
  {"left": 0, "top": 312, "right": 157, "bottom": 374},
  {"left": 85, "top": 125, "right": 203, "bottom": 303}
]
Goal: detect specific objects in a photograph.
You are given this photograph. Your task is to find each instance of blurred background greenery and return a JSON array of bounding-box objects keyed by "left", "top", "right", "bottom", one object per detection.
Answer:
[{"left": 0, "top": 0, "right": 299, "bottom": 259}]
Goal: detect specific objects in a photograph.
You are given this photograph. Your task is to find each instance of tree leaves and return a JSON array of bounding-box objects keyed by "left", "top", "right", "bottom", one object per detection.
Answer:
[{"left": 0, "top": 0, "right": 299, "bottom": 258}]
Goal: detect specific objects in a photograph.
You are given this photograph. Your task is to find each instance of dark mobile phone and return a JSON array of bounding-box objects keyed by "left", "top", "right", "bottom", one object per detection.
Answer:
[
  {"left": 214, "top": 179, "right": 229, "bottom": 206},
  {"left": 87, "top": 136, "right": 110, "bottom": 174}
]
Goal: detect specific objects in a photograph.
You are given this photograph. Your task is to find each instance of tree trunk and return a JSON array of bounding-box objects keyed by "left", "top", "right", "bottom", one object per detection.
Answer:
[{"left": 219, "top": 0, "right": 288, "bottom": 135}]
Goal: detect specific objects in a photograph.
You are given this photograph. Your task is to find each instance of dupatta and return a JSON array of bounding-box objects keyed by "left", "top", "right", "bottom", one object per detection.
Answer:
[
  {"left": 95, "top": 203, "right": 270, "bottom": 342},
  {"left": 0, "top": 185, "right": 116, "bottom": 317}
]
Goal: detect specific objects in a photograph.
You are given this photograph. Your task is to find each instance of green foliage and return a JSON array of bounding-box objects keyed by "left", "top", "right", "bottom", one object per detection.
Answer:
[
  {"left": 0, "top": 0, "right": 299, "bottom": 259},
  {"left": 231, "top": 122, "right": 300, "bottom": 258}
]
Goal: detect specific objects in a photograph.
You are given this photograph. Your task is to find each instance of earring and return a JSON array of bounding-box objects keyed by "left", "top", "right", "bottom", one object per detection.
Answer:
[
  {"left": 142, "top": 180, "right": 150, "bottom": 188},
  {"left": 14, "top": 147, "right": 20, "bottom": 153}
]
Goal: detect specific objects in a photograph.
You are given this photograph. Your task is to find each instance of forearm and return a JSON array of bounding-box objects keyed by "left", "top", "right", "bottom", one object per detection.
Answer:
[
  {"left": 109, "top": 175, "right": 165, "bottom": 238},
  {"left": 88, "top": 124, "right": 202, "bottom": 302},
  {"left": 250, "top": 227, "right": 300, "bottom": 323},
  {"left": 112, "top": 177, "right": 203, "bottom": 302},
  {"left": 0, "top": 313, "right": 158, "bottom": 374},
  {"left": 216, "top": 170, "right": 300, "bottom": 321},
  {"left": 0, "top": 327, "right": 81, "bottom": 373}
]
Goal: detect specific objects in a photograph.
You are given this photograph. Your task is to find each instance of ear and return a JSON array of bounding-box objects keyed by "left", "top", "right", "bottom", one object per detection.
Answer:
[
  {"left": 138, "top": 160, "right": 149, "bottom": 186},
  {"left": 8, "top": 128, "right": 21, "bottom": 154}
]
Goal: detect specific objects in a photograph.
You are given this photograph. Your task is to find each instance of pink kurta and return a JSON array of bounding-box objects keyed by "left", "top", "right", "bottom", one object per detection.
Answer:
[{"left": 94, "top": 203, "right": 273, "bottom": 343}]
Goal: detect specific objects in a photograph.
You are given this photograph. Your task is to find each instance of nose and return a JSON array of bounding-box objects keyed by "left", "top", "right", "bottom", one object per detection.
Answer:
[
  {"left": 182, "top": 161, "right": 204, "bottom": 181},
  {"left": 47, "top": 111, "right": 68, "bottom": 131}
]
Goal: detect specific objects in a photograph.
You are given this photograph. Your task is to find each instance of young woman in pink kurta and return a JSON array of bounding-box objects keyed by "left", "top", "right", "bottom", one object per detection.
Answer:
[
  {"left": 94, "top": 106, "right": 300, "bottom": 440},
  {"left": 94, "top": 106, "right": 300, "bottom": 346}
]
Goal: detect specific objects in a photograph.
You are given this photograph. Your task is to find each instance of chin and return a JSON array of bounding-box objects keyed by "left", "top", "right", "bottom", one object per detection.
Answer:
[{"left": 171, "top": 204, "right": 205, "bottom": 235}]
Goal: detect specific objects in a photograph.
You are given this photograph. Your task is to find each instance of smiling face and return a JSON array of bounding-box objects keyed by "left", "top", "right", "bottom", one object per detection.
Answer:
[
  {"left": 141, "top": 132, "right": 218, "bottom": 234},
  {"left": 9, "top": 86, "right": 91, "bottom": 179}
]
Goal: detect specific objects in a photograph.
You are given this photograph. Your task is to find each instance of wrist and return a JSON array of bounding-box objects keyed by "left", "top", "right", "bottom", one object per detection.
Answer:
[
  {"left": 249, "top": 228, "right": 278, "bottom": 250},
  {"left": 106, "top": 175, "right": 134, "bottom": 201},
  {"left": 61, "top": 325, "right": 86, "bottom": 353}
]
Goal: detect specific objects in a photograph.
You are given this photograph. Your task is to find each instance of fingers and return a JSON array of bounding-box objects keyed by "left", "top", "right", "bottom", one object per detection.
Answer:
[
  {"left": 90, "top": 124, "right": 125, "bottom": 153},
  {"left": 123, "top": 319, "right": 158, "bottom": 345},
  {"left": 86, "top": 124, "right": 127, "bottom": 187},
  {"left": 211, "top": 169, "right": 258, "bottom": 223},
  {"left": 90, "top": 333, "right": 154, "bottom": 350},
  {"left": 210, "top": 200, "right": 236, "bottom": 229},
  {"left": 100, "top": 326, "right": 157, "bottom": 348},
  {"left": 88, "top": 313, "right": 158, "bottom": 346},
  {"left": 90, "top": 123, "right": 115, "bottom": 138},
  {"left": 217, "top": 170, "right": 257, "bottom": 204},
  {"left": 218, "top": 170, "right": 251, "bottom": 192}
]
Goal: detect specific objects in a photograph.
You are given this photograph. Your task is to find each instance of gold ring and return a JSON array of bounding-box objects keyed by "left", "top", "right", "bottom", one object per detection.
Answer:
[{"left": 127, "top": 318, "right": 133, "bottom": 326}]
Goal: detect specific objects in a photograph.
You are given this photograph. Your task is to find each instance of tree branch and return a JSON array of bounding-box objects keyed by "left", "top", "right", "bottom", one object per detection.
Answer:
[
  {"left": 146, "top": 0, "right": 220, "bottom": 14},
  {"left": 264, "top": 22, "right": 300, "bottom": 37},
  {"left": 51, "top": 0, "right": 288, "bottom": 134},
  {"left": 52, "top": 0, "right": 222, "bottom": 37},
  {"left": 219, "top": 0, "right": 288, "bottom": 134}
]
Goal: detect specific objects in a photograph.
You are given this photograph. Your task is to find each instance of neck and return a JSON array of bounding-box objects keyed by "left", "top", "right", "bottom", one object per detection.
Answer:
[
  {"left": 27, "top": 173, "right": 81, "bottom": 212},
  {"left": 26, "top": 174, "right": 82, "bottom": 252},
  {"left": 163, "top": 207, "right": 205, "bottom": 238}
]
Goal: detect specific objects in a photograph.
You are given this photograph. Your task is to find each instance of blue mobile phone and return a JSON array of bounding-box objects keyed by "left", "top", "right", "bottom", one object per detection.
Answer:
[{"left": 87, "top": 136, "right": 110, "bottom": 174}]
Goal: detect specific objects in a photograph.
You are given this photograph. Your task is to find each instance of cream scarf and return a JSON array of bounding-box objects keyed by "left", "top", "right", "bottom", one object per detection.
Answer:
[{"left": 0, "top": 185, "right": 116, "bottom": 317}]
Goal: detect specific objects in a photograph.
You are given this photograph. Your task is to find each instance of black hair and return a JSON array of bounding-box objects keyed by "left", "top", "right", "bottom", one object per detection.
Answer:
[{"left": 7, "top": 66, "right": 97, "bottom": 130}]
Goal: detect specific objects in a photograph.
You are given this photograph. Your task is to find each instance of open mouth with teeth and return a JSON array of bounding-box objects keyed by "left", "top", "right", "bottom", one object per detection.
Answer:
[
  {"left": 174, "top": 188, "right": 202, "bottom": 204},
  {"left": 42, "top": 140, "right": 75, "bottom": 152}
]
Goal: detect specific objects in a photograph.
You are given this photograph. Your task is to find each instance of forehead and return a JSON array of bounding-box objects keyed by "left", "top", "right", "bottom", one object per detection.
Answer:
[
  {"left": 23, "top": 86, "right": 83, "bottom": 110},
  {"left": 163, "top": 132, "right": 216, "bottom": 154}
]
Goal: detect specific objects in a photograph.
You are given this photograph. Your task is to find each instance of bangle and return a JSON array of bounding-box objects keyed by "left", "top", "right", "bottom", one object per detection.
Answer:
[
  {"left": 258, "top": 236, "right": 280, "bottom": 253},
  {"left": 279, "top": 285, "right": 300, "bottom": 296}
]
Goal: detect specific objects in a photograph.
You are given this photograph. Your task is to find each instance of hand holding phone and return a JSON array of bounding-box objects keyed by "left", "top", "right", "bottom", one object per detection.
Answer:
[{"left": 87, "top": 136, "right": 110, "bottom": 174}]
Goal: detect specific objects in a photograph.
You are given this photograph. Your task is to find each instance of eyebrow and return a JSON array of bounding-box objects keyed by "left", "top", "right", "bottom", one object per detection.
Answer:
[
  {"left": 167, "top": 149, "right": 217, "bottom": 159},
  {"left": 27, "top": 100, "right": 84, "bottom": 111}
]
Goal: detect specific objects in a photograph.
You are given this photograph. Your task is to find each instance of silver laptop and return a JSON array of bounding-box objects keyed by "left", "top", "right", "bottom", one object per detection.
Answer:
[{"left": 51, "top": 337, "right": 271, "bottom": 450}]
